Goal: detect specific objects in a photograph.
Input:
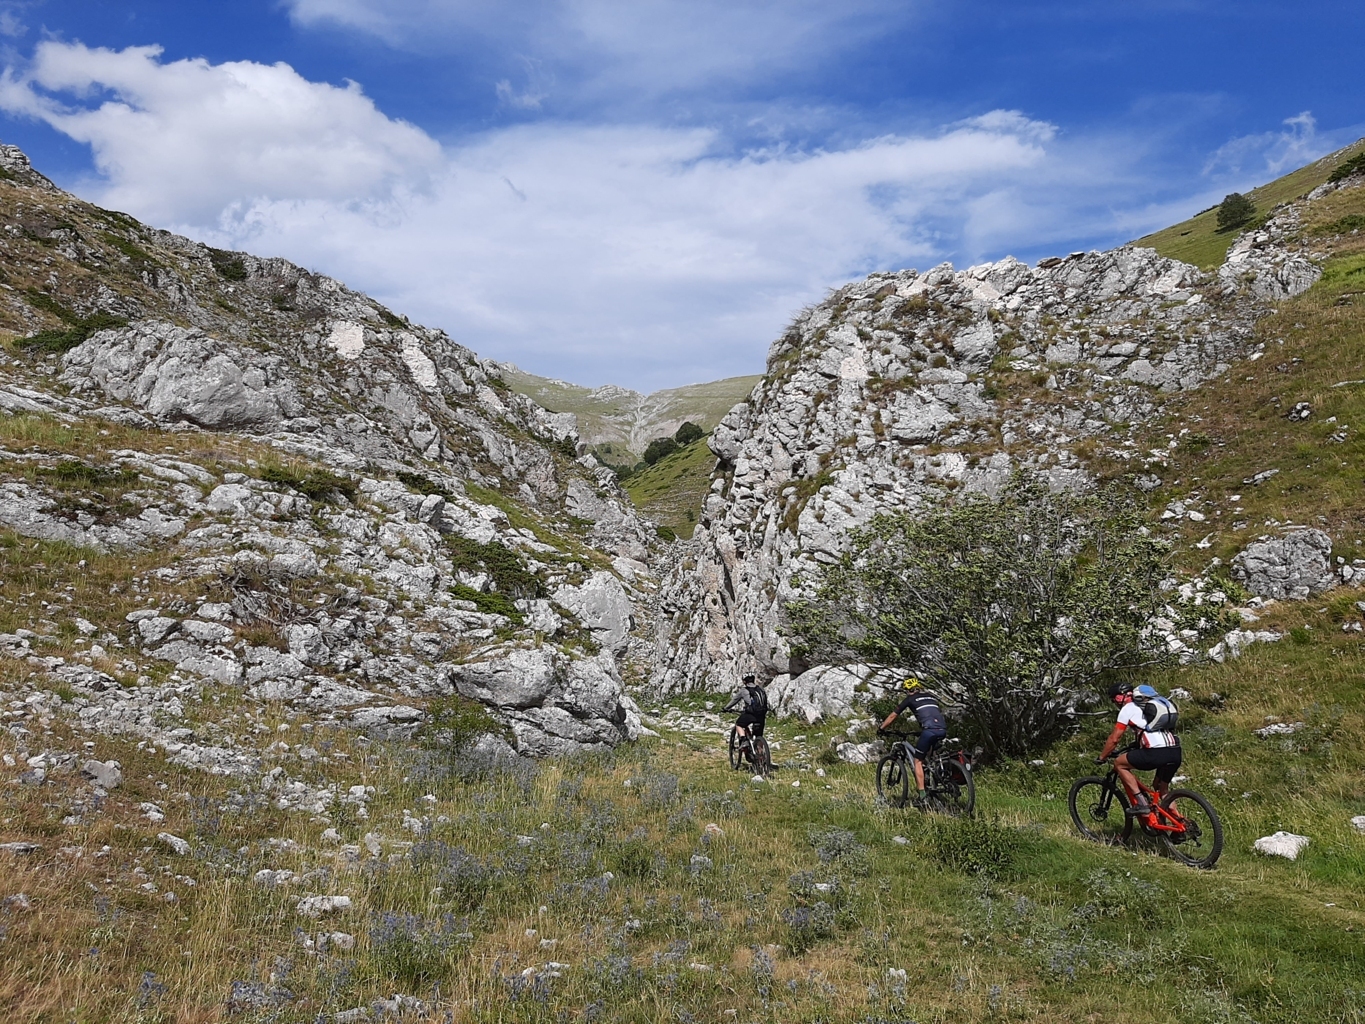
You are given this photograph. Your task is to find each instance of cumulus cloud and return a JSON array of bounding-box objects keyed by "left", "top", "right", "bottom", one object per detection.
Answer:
[
  {"left": 0, "top": 42, "right": 1176, "bottom": 389},
  {"left": 0, "top": 41, "right": 442, "bottom": 222}
]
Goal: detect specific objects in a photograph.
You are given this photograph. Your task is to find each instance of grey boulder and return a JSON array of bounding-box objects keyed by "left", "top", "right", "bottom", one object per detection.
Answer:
[{"left": 1232, "top": 529, "right": 1335, "bottom": 600}]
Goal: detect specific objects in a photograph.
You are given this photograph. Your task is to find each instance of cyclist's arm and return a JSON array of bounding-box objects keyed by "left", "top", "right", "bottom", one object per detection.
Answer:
[
  {"left": 722, "top": 693, "right": 742, "bottom": 713},
  {"left": 878, "top": 710, "right": 899, "bottom": 732},
  {"left": 1098, "top": 721, "right": 1127, "bottom": 761}
]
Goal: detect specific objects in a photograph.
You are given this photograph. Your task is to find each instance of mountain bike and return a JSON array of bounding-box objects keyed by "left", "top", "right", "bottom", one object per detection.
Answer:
[
  {"left": 875, "top": 734, "right": 974, "bottom": 815},
  {"left": 1068, "top": 755, "right": 1223, "bottom": 869},
  {"left": 728, "top": 727, "right": 773, "bottom": 776}
]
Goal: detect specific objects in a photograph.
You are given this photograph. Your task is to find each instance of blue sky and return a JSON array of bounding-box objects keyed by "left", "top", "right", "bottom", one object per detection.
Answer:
[{"left": 0, "top": 1, "right": 1360, "bottom": 391}]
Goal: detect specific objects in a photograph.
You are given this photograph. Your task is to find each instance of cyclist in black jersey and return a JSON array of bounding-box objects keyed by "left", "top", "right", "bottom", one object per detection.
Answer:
[
  {"left": 723, "top": 674, "right": 769, "bottom": 741},
  {"left": 878, "top": 677, "right": 948, "bottom": 801}
]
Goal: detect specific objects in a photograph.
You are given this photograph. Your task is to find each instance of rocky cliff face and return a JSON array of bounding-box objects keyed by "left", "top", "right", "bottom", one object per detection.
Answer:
[
  {"left": 651, "top": 188, "right": 1337, "bottom": 695},
  {"left": 0, "top": 143, "right": 653, "bottom": 764}
]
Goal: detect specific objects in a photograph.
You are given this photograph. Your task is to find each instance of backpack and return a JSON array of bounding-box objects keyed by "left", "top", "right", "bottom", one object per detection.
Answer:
[
  {"left": 1134, "top": 692, "right": 1178, "bottom": 733},
  {"left": 745, "top": 685, "right": 769, "bottom": 717}
]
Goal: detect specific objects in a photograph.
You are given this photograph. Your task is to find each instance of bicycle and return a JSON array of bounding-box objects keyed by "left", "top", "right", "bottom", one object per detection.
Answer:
[
  {"left": 1068, "top": 753, "right": 1223, "bottom": 869},
  {"left": 875, "top": 733, "right": 974, "bottom": 815},
  {"left": 728, "top": 727, "right": 773, "bottom": 776}
]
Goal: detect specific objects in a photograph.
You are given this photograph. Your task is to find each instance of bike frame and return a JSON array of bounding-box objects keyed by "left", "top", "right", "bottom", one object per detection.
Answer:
[{"left": 1104, "top": 766, "right": 1189, "bottom": 835}]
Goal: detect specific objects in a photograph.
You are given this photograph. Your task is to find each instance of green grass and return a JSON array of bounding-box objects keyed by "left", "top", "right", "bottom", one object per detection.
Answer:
[
  {"left": 622, "top": 435, "right": 716, "bottom": 539},
  {"left": 6, "top": 629, "right": 1365, "bottom": 1022},
  {"left": 1138, "top": 137, "right": 1365, "bottom": 268}
]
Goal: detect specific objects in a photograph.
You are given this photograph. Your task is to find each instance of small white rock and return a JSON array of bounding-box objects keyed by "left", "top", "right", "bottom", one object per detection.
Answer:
[
  {"left": 1253, "top": 832, "right": 1311, "bottom": 860},
  {"left": 297, "top": 895, "right": 352, "bottom": 917},
  {"left": 1349, "top": 815, "right": 1365, "bottom": 834},
  {"left": 157, "top": 833, "right": 190, "bottom": 856}
]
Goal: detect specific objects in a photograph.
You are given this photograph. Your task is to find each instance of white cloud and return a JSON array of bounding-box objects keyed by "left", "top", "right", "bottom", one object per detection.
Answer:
[
  {"left": 1202, "top": 111, "right": 1328, "bottom": 182},
  {"left": 283, "top": 0, "right": 914, "bottom": 106},
  {"left": 0, "top": 41, "right": 441, "bottom": 222},
  {"left": 0, "top": 42, "right": 1187, "bottom": 390}
]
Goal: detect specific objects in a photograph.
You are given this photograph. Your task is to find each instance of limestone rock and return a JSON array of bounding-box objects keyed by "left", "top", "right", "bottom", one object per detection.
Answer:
[
  {"left": 553, "top": 571, "right": 634, "bottom": 653},
  {"left": 1232, "top": 529, "right": 1335, "bottom": 600},
  {"left": 1253, "top": 832, "right": 1310, "bottom": 860},
  {"left": 80, "top": 759, "right": 122, "bottom": 790}
]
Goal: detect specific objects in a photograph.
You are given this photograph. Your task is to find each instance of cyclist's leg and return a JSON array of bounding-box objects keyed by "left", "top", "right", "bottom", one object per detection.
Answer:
[
  {"left": 911, "top": 728, "right": 946, "bottom": 794},
  {"left": 1149, "top": 748, "right": 1181, "bottom": 799},
  {"left": 1113, "top": 752, "right": 1143, "bottom": 804}
]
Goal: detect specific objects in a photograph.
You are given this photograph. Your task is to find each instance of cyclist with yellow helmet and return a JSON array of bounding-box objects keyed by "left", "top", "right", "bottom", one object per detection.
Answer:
[{"left": 878, "top": 676, "right": 947, "bottom": 802}]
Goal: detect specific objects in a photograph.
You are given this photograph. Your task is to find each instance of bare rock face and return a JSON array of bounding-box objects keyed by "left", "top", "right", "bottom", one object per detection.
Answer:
[
  {"left": 0, "top": 141, "right": 654, "bottom": 762},
  {"left": 1232, "top": 529, "right": 1336, "bottom": 601},
  {"left": 652, "top": 218, "right": 1319, "bottom": 692}
]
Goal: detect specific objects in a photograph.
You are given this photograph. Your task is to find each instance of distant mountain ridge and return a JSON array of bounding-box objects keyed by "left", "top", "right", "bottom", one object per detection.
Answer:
[{"left": 497, "top": 362, "right": 761, "bottom": 461}]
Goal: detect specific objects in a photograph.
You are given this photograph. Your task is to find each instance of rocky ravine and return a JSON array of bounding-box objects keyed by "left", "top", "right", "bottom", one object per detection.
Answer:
[
  {"left": 651, "top": 179, "right": 1351, "bottom": 703},
  {"left": 0, "top": 142, "right": 656, "bottom": 777}
]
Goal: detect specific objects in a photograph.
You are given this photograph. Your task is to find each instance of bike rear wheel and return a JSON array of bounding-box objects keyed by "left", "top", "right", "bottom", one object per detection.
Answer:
[
  {"left": 876, "top": 754, "right": 910, "bottom": 808},
  {"left": 928, "top": 759, "right": 975, "bottom": 816},
  {"left": 1068, "top": 776, "right": 1133, "bottom": 845},
  {"left": 751, "top": 737, "right": 773, "bottom": 776},
  {"left": 728, "top": 728, "right": 743, "bottom": 771},
  {"left": 1159, "top": 789, "right": 1223, "bottom": 869}
]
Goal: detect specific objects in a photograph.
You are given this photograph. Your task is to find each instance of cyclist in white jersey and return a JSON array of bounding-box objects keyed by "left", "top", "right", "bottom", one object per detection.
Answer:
[{"left": 1097, "top": 682, "right": 1181, "bottom": 816}]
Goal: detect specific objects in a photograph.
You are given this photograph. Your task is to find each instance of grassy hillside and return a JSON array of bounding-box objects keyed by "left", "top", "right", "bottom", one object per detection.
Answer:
[
  {"left": 498, "top": 364, "right": 759, "bottom": 458},
  {"left": 7, "top": 623, "right": 1364, "bottom": 1023},
  {"left": 623, "top": 434, "right": 717, "bottom": 539},
  {"left": 1104, "top": 176, "right": 1365, "bottom": 566},
  {"left": 1137, "top": 137, "right": 1365, "bottom": 269}
]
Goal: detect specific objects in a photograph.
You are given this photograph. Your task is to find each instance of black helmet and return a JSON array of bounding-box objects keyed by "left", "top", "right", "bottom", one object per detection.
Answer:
[
  {"left": 1107, "top": 681, "right": 1133, "bottom": 701},
  {"left": 742, "top": 674, "right": 756, "bottom": 685}
]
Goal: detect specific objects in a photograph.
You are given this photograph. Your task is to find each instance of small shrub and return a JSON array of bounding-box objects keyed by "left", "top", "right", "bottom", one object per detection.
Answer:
[
  {"left": 1328, "top": 151, "right": 1365, "bottom": 184},
  {"left": 18, "top": 294, "right": 128, "bottom": 354},
  {"left": 368, "top": 911, "right": 470, "bottom": 985},
  {"left": 445, "top": 535, "right": 543, "bottom": 600},
  {"left": 655, "top": 524, "right": 677, "bottom": 542},
  {"left": 448, "top": 583, "right": 523, "bottom": 622},
  {"left": 930, "top": 815, "right": 1017, "bottom": 876},
  {"left": 1216, "top": 193, "right": 1256, "bottom": 233},
  {"left": 609, "top": 836, "right": 659, "bottom": 880},
  {"left": 258, "top": 462, "right": 357, "bottom": 503},
  {"left": 208, "top": 247, "right": 248, "bottom": 281},
  {"left": 1290, "top": 626, "right": 1312, "bottom": 645},
  {"left": 395, "top": 470, "right": 452, "bottom": 499},
  {"left": 781, "top": 902, "right": 837, "bottom": 954}
]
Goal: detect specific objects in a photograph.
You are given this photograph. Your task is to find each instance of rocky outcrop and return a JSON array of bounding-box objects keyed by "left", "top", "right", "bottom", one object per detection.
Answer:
[
  {"left": 652, "top": 211, "right": 1326, "bottom": 692},
  {"left": 0, "top": 142, "right": 653, "bottom": 759}
]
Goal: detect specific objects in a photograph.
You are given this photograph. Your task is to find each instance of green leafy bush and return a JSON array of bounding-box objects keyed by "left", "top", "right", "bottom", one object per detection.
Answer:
[
  {"left": 930, "top": 815, "right": 1017, "bottom": 876},
  {"left": 786, "top": 474, "right": 1228, "bottom": 757},
  {"left": 674, "top": 421, "right": 704, "bottom": 446},
  {"left": 643, "top": 436, "right": 679, "bottom": 465},
  {"left": 1216, "top": 193, "right": 1256, "bottom": 232}
]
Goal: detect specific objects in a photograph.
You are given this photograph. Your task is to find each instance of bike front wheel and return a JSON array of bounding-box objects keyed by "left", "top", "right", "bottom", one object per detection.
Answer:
[
  {"left": 1160, "top": 789, "right": 1224, "bottom": 869},
  {"left": 876, "top": 754, "right": 910, "bottom": 808},
  {"left": 1068, "top": 776, "right": 1133, "bottom": 845},
  {"left": 928, "top": 760, "right": 975, "bottom": 817},
  {"left": 728, "top": 728, "right": 743, "bottom": 771},
  {"left": 751, "top": 737, "right": 773, "bottom": 776}
]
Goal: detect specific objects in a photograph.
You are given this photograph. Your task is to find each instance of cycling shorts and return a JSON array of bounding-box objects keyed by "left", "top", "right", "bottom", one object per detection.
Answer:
[
  {"left": 735, "top": 713, "right": 765, "bottom": 737},
  {"left": 912, "top": 726, "right": 946, "bottom": 759},
  {"left": 1125, "top": 745, "right": 1181, "bottom": 785}
]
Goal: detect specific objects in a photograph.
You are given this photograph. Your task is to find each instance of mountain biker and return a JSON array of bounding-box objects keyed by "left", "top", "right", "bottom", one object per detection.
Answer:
[
  {"left": 723, "top": 674, "right": 769, "bottom": 743},
  {"left": 878, "top": 676, "right": 947, "bottom": 801},
  {"left": 1098, "top": 681, "right": 1181, "bottom": 816}
]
